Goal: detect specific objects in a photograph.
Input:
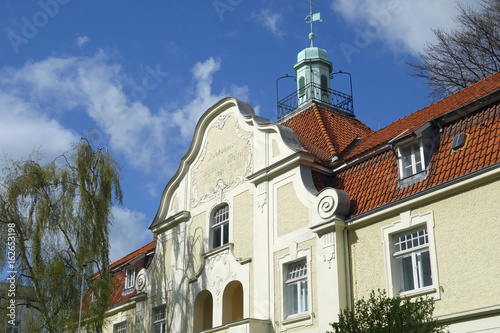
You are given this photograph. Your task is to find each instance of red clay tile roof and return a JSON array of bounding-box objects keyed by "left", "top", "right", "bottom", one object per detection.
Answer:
[
  {"left": 108, "top": 239, "right": 156, "bottom": 307},
  {"left": 342, "top": 72, "right": 500, "bottom": 163},
  {"left": 285, "top": 73, "right": 500, "bottom": 218},
  {"left": 110, "top": 239, "right": 156, "bottom": 270},
  {"left": 280, "top": 103, "right": 373, "bottom": 166},
  {"left": 331, "top": 99, "right": 500, "bottom": 217}
]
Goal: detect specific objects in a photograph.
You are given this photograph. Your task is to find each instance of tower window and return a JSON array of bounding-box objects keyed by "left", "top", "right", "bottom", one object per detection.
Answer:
[{"left": 299, "top": 77, "right": 306, "bottom": 97}]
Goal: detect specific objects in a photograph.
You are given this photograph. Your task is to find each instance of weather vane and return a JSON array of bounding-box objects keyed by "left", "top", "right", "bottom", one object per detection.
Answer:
[{"left": 305, "top": 0, "right": 322, "bottom": 47}]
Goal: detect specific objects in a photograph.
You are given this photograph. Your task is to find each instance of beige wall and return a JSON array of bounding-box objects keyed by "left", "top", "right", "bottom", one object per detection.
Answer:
[
  {"left": 233, "top": 190, "right": 254, "bottom": 260},
  {"left": 277, "top": 182, "right": 309, "bottom": 237},
  {"left": 102, "top": 307, "right": 136, "bottom": 333},
  {"left": 349, "top": 177, "right": 500, "bottom": 317},
  {"left": 187, "top": 212, "right": 206, "bottom": 280}
]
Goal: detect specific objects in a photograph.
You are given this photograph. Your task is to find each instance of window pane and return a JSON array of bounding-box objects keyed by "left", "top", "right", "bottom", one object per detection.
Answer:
[
  {"left": 299, "top": 280, "right": 308, "bottom": 313},
  {"left": 154, "top": 323, "right": 165, "bottom": 333},
  {"left": 213, "top": 225, "right": 221, "bottom": 248},
  {"left": 222, "top": 223, "right": 229, "bottom": 245},
  {"left": 397, "top": 255, "right": 414, "bottom": 292},
  {"left": 419, "top": 250, "right": 433, "bottom": 288},
  {"left": 155, "top": 307, "right": 166, "bottom": 321},
  {"left": 286, "top": 283, "right": 298, "bottom": 316}
]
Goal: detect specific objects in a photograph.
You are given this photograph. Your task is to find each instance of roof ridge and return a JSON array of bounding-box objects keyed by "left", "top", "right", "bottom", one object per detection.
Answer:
[
  {"left": 110, "top": 239, "right": 157, "bottom": 269},
  {"left": 312, "top": 104, "right": 337, "bottom": 157}
]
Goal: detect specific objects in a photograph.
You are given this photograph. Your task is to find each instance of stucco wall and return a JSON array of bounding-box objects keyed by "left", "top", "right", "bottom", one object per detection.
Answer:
[
  {"left": 102, "top": 307, "right": 136, "bottom": 333},
  {"left": 277, "top": 182, "right": 309, "bottom": 237},
  {"left": 349, "top": 177, "right": 500, "bottom": 318},
  {"left": 187, "top": 212, "right": 206, "bottom": 280},
  {"left": 233, "top": 190, "right": 254, "bottom": 260}
]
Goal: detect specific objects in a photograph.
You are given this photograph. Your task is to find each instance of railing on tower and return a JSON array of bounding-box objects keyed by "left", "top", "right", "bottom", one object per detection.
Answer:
[{"left": 277, "top": 81, "right": 354, "bottom": 120}]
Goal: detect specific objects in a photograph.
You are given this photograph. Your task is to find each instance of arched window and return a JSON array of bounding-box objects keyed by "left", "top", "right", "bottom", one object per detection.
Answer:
[
  {"left": 222, "top": 281, "right": 244, "bottom": 325},
  {"left": 212, "top": 204, "right": 229, "bottom": 249},
  {"left": 299, "top": 76, "right": 305, "bottom": 97},
  {"left": 193, "top": 290, "right": 213, "bottom": 332}
]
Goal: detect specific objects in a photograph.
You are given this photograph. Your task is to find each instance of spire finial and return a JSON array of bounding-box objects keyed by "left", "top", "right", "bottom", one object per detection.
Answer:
[{"left": 305, "top": 0, "right": 322, "bottom": 47}]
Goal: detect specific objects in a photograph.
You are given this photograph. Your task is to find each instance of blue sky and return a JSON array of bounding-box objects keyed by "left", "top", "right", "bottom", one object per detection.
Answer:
[{"left": 0, "top": 0, "right": 478, "bottom": 262}]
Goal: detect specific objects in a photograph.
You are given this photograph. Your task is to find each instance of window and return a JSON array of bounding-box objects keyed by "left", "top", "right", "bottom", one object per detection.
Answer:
[
  {"left": 212, "top": 205, "right": 229, "bottom": 249},
  {"left": 399, "top": 142, "right": 424, "bottom": 178},
  {"left": 114, "top": 322, "right": 127, "bottom": 333},
  {"left": 382, "top": 211, "right": 440, "bottom": 299},
  {"left": 393, "top": 227, "right": 432, "bottom": 293},
  {"left": 299, "top": 76, "right": 305, "bottom": 97},
  {"left": 285, "top": 260, "right": 308, "bottom": 317},
  {"left": 124, "top": 267, "right": 135, "bottom": 290},
  {"left": 154, "top": 306, "right": 167, "bottom": 333}
]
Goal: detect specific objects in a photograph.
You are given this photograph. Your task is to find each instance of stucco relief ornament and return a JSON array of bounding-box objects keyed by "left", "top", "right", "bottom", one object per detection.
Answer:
[
  {"left": 190, "top": 113, "right": 253, "bottom": 208},
  {"left": 136, "top": 271, "right": 147, "bottom": 292},
  {"left": 323, "top": 246, "right": 335, "bottom": 269},
  {"left": 318, "top": 195, "right": 336, "bottom": 219},
  {"left": 205, "top": 251, "right": 237, "bottom": 307}
]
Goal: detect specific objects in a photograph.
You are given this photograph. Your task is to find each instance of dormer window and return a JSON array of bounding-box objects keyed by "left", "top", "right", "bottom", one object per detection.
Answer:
[
  {"left": 399, "top": 142, "right": 424, "bottom": 178},
  {"left": 124, "top": 267, "right": 135, "bottom": 291},
  {"left": 395, "top": 124, "right": 438, "bottom": 188}
]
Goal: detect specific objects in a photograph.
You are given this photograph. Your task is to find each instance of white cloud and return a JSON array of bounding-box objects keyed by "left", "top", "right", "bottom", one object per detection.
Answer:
[
  {"left": 252, "top": 8, "right": 284, "bottom": 39},
  {"left": 169, "top": 57, "right": 249, "bottom": 138},
  {"left": 0, "top": 53, "right": 249, "bottom": 172},
  {"left": 0, "top": 52, "right": 250, "bottom": 263},
  {"left": 331, "top": 0, "right": 481, "bottom": 56},
  {"left": 110, "top": 207, "right": 153, "bottom": 262},
  {"left": 0, "top": 52, "right": 171, "bottom": 172},
  {"left": 76, "top": 35, "right": 90, "bottom": 48},
  {"left": 0, "top": 83, "right": 78, "bottom": 163}
]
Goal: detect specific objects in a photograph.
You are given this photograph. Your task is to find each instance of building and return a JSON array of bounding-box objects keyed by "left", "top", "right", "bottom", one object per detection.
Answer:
[
  {"left": 100, "top": 7, "right": 500, "bottom": 333},
  {"left": 1, "top": 282, "right": 41, "bottom": 332}
]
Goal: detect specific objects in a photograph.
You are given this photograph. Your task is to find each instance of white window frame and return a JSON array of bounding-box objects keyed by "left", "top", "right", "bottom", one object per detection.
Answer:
[
  {"left": 382, "top": 211, "right": 440, "bottom": 299},
  {"left": 153, "top": 306, "right": 167, "bottom": 333},
  {"left": 398, "top": 141, "right": 425, "bottom": 179},
  {"left": 277, "top": 246, "right": 312, "bottom": 330},
  {"left": 114, "top": 321, "right": 127, "bottom": 333},
  {"left": 285, "top": 260, "right": 308, "bottom": 317},
  {"left": 211, "top": 204, "right": 230, "bottom": 249},
  {"left": 124, "top": 267, "right": 135, "bottom": 290}
]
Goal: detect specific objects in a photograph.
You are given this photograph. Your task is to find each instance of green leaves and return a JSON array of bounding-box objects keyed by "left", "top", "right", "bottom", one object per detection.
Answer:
[
  {"left": 0, "top": 140, "right": 122, "bottom": 332},
  {"left": 329, "top": 290, "right": 448, "bottom": 333}
]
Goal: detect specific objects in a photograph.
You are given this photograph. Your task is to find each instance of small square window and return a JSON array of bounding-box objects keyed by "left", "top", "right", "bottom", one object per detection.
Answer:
[
  {"left": 285, "top": 260, "right": 308, "bottom": 317},
  {"left": 114, "top": 322, "right": 127, "bottom": 333},
  {"left": 154, "top": 306, "right": 167, "bottom": 333},
  {"left": 212, "top": 205, "right": 229, "bottom": 249}
]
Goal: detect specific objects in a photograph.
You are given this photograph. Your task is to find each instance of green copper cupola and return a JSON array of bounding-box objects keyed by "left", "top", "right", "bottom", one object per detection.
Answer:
[
  {"left": 276, "top": 0, "right": 354, "bottom": 121},
  {"left": 294, "top": 1, "right": 333, "bottom": 105}
]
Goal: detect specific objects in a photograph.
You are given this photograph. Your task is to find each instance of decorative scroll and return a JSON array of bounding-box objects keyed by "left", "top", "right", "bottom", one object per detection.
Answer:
[{"left": 318, "top": 195, "right": 336, "bottom": 219}]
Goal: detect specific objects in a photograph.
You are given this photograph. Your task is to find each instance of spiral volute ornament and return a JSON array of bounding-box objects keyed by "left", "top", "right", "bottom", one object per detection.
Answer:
[{"left": 318, "top": 194, "right": 336, "bottom": 219}]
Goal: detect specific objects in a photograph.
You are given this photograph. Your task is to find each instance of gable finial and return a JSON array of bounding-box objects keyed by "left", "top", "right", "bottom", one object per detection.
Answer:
[{"left": 305, "top": 0, "right": 322, "bottom": 47}]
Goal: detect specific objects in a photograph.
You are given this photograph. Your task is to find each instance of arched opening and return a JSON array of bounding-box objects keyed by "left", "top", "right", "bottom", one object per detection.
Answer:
[
  {"left": 222, "top": 281, "right": 244, "bottom": 325},
  {"left": 193, "top": 290, "right": 213, "bottom": 332}
]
